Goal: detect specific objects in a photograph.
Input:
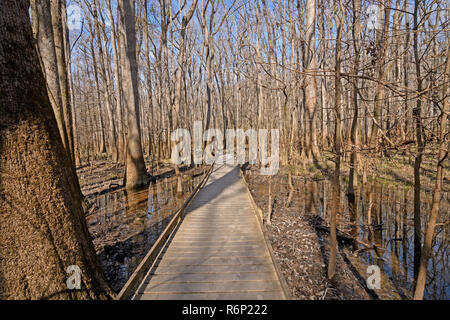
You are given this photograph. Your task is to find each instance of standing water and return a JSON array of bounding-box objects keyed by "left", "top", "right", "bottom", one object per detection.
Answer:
[
  {"left": 293, "top": 178, "right": 449, "bottom": 299},
  {"left": 85, "top": 170, "right": 206, "bottom": 292}
]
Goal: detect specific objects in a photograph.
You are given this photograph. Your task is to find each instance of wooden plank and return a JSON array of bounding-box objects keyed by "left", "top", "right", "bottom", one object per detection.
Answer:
[
  {"left": 140, "top": 279, "right": 283, "bottom": 293},
  {"left": 172, "top": 233, "right": 260, "bottom": 238},
  {"left": 135, "top": 291, "right": 284, "bottom": 300},
  {"left": 161, "top": 250, "right": 269, "bottom": 259},
  {"left": 185, "top": 210, "right": 252, "bottom": 215},
  {"left": 179, "top": 227, "right": 258, "bottom": 231},
  {"left": 169, "top": 236, "right": 262, "bottom": 242},
  {"left": 175, "top": 226, "right": 257, "bottom": 232},
  {"left": 178, "top": 225, "right": 259, "bottom": 230},
  {"left": 183, "top": 219, "right": 256, "bottom": 223},
  {"left": 183, "top": 215, "right": 252, "bottom": 219},
  {"left": 164, "top": 244, "right": 267, "bottom": 250},
  {"left": 171, "top": 230, "right": 258, "bottom": 235},
  {"left": 182, "top": 219, "right": 257, "bottom": 224},
  {"left": 157, "top": 256, "right": 273, "bottom": 266},
  {"left": 148, "top": 263, "right": 276, "bottom": 274},
  {"left": 185, "top": 209, "right": 252, "bottom": 213},
  {"left": 163, "top": 245, "right": 263, "bottom": 253},
  {"left": 144, "top": 272, "right": 279, "bottom": 284},
  {"left": 176, "top": 229, "right": 259, "bottom": 234},
  {"left": 170, "top": 240, "right": 261, "bottom": 245}
]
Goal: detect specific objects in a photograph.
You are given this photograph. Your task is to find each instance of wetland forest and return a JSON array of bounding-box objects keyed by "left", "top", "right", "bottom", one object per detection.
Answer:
[{"left": 0, "top": 0, "right": 448, "bottom": 301}]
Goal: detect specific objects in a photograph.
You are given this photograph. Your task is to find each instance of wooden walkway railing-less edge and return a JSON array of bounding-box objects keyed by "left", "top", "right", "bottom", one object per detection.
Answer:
[
  {"left": 239, "top": 166, "right": 292, "bottom": 300},
  {"left": 115, "top": 164, "right": 215, "bottom": 300}
]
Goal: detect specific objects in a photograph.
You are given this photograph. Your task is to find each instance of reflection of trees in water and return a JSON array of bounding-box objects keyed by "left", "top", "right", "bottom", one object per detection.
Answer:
[
  {"left": 299, "top": 177, "right": 448, "bottom": 299},
  {"left": 347, "top": 187, "right": 359, "bottom": 252},
  {"left": 88, "top": 173, "right": 205, "bottom": 283}
]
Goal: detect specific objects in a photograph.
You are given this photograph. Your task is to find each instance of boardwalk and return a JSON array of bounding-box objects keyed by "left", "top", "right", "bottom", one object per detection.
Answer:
[{"left": 132, "top": 164, "right": 287, "bottom": 300}]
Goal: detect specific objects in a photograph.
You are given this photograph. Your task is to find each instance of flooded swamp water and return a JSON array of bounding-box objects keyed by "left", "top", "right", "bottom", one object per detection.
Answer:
[
  {"left": 83, "top": 167, "right": 206, "bottom": 292},
  {"left": 246, "top": 171, "right": 449, "bottom": 300}
]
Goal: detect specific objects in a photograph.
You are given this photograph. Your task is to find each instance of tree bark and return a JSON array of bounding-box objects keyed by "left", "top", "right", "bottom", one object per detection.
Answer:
[
  {"left": 0, "top": 0, "right": 112, "bottom": 299},
  {"left": 118, "top": 0, "right": 147, "bottom": 189}
]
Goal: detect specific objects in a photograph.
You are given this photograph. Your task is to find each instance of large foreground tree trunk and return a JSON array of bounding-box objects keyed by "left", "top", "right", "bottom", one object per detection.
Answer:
[{"left": 0, "top": 0, "right": 112, "bottom": 299}]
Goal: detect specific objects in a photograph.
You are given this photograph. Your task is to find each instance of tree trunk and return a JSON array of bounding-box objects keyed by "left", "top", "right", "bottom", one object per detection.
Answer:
[
  {"left": 413, "top": 47, "right": 449, "bottom": 300},
  {"left": 0, "top": 0, "right": 112, "bottom": 299},
  {"left": 144, "top": 0, "right": 154, "bottom": 164},
  {"left": 50, "top": 0, "right": 75, "bottom": 165},
  {"left": 87, "top": 16, "right": 107, "bottom": 156},
  {"left": 348, "top": 0, "right": 361, "bottom": 196},
  {"left": 328, "top": 0, "right": 344, "bottom": 282},
  {"left": 92, "top": 0, "right": 118, "bottom": 162},
  {"left": 412, "top": 0, "right": 425, "bottom": 283},
  {"left": 369, "top": 0, "right": 392, "bottom": 148},
  {"left": 30, "top": 0, "right": 70, "bottom": 157},
  {"left": 106, "top": 0, "right": 125, "bottom": 163},
  {"left": 118, "top": 0, "right": 147, "bottom": 189},
  {"left": 304, "top": 0, "right": 321, "bottom": 162}
]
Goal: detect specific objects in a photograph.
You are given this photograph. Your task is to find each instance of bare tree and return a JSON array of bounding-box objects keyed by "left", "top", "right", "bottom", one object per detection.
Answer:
[
  {"left": 414, "top": 46, "right": 449, "bottom": 300},
  {"left": 30, "top": 0, "right": 71, "bottom": 158},
  {"left": 328, "top": 0, "right": 344, "bottom": 282},
  {"left": 304, "top": 0, "right": 321, "bottom": 162},
  {"left": 118, "top": 0, "right": 148, "bottom": 189}
]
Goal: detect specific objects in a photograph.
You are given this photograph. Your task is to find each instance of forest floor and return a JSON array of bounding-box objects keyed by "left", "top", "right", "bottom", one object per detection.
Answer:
[
  {"left": 77, "top": 158, "right": 196, "bottom": 198},
  {"left": 243, "top": 151, "right": 449, "bottom": 300}
]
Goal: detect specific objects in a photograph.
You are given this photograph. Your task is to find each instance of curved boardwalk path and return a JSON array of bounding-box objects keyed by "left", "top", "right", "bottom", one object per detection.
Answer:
[{"left": 132, "top": 164, "right": 287, "bottom": 300}]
